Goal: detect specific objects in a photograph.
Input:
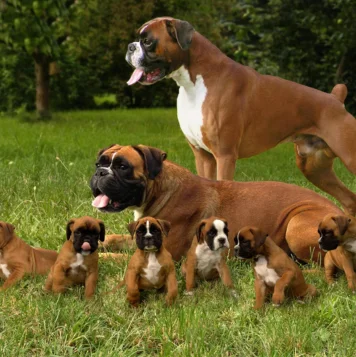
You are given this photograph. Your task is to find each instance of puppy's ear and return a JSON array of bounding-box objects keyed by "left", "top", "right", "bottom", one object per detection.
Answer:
[
  {"left": 127, "top": 221, "right": 139, "bottom": 238},
  {"left": 0, "top": 222, "right": 15, "bottom": 245},
  {"left": 332, "top": 216, "right": 350, "bottom": 236},
  {"left": 133, "top": 145, "right": 167, "bottom": 179},
  {"left": 165, "top": 19, "right": 194, "bottom": 50},
  {"left": 251, "top": 228, "right": 268, "bottom": 248},
  {"left": 98, "top": 220, "right": 106, "bottom": 242},
  {"left": 66, "top": 219, "right": 76, "bottom": 240},
  {"left": 196, "top": 221, "right": 206, "bottom": 243},
  {"left": 96, "top": 144, "right": 116, "bottom": 158},
  {"left": 157, "top": 219, "right": 171, "bottom": 237}
]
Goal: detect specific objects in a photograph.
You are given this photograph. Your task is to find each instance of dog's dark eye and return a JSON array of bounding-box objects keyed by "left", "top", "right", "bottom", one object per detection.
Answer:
[
  {"left": 234, "top": 236, "right": 238, "bottom": 244},
  {"left": 143, "top": 38, "right": 152, "bottom": 47},
  {"left": 119, "top": 164, "right": 128, "bottom": 170},
  {"left": 224, "top": 228, "right": 229, "bottom": 235}
]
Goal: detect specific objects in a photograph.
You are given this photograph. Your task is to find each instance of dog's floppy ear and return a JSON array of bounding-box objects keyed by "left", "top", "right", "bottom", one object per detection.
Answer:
[
  {"left": 165, "top": 19, "right": 194, "bottom": 51},
  {"left": 251, "top": 227, "right": 268, "bottom": 248},
  {"left": 196, "top": 220, "right": 207, "bottom": 243},
  {"left": 156, "top": 219, "right": 171, "bottom": 237},
  {"left": 127, "top": 221, "right": 139, "bottom": 238},
  {"left": 98, "top": 220, "right": 106, "bottom": 242},
  {"left": 0, "top": 222, "right": 15, "bottom": 246},
  {"left": 133, "top": 145, "right": 167, "bottom": 180},
  {"left": 66, "top": 219, "right": 76, "bottom": 240},
  {"left": 96, "top": 144, "right": 116, "bottom": 158},
  {"left": 332, "top": 215, "right": 351, "bottom": 236}
]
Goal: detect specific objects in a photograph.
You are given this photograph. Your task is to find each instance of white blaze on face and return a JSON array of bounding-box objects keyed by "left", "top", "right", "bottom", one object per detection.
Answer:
[
  {"left": 234, "top": 232, "right": 240, "bottom": 250},
  {"left": 212, "top": 219, "right": 229, "bottom": 251},
  {"left": 145, "top": 220, "right": 153, "bottom": 238}
]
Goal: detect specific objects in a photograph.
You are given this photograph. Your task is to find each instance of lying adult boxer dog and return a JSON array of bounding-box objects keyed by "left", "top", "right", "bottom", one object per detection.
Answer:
[
  {"left": 181, "top": 217, "right": 236, "bottom": 296},
  {"left": 234, "top": 226, "right": 317, "bottom": 309},
  {"left": 45, "top": 216, "right": 105, "bottom": 299},
  {"left": 126, "top": 17, "right": 356, "bottom": 215},
  {"left": 116, "top": 217, "right": 177, "bottom": 307},
  {"left": 318, "top": 214, "right": 356, "bottom": 291},
  {"left": 0, "top": 221, "right": 58, "bottom": 290},
  {"left": 90, "top": 144, "right": 343, "bottom": 263}
]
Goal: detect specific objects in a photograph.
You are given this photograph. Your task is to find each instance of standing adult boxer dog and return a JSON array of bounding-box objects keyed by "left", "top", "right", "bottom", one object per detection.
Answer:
[
  {"left": 90, "top": 144, "right": 343, "bottom": 263},
  {"left": 125, "top": 17, "right": 356, "bottom": 215}
]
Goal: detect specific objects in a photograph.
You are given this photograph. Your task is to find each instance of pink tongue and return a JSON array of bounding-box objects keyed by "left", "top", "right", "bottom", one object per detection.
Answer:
[
  {"left": 127, "top": 68, "right": 144, "bottom": 85},
  {"left": 92, "top": 194, "right": 110, "bottom": 208},
  {"left": 81, "top": 242, "right": 91, "bottom": 251}
]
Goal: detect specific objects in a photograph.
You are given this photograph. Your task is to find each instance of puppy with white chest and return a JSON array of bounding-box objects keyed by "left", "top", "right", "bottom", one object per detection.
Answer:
[
  {"left": 44, "top": 216, "right": 105, "bottom": 299},
  {"left": 119, "top": 217, "right": 178, "bottom": 307},
  {"left": 181, "top": 217, "right": 236, "bottom": 296},
  {"left": 234, "top": 226, "right": 317, "bottom": 309},
  {"left": 318, "top": 214, "right": 356, "bottom": 291}
]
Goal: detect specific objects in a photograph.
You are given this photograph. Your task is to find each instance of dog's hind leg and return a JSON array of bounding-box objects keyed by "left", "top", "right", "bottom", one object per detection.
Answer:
[{"left": 294, "top": 140, "right": 356, "bottom": 215}]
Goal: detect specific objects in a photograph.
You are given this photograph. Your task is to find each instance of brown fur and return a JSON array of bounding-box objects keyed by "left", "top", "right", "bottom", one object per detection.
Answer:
[
  {"left": 238, "top": 226, "right": 317, "bottom": 309},
  {"left": 0, "top": 221, "right": 58, "bottom": 290},
  {"left": 97, "top": 145, "right": 343, "bottom": 263},
  {"left": 116, "top": 217, "right": 178, "bottom": 307},
  {"left": 181, "top": 217, "right": 234, "bottom": 294},
  {"left": 137, "top": 17, "right": 356, "bottom": 215},
  {"left": 319, "top": 214, "right": 356, "bottom": 291},
  {"left": 44, "top": 216, "right": 103, "bottom": 299}
]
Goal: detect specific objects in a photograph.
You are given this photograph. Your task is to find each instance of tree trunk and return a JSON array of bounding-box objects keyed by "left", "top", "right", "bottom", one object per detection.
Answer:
[{"left": 34, "top": 53, "right": 51, "bottom": 118}]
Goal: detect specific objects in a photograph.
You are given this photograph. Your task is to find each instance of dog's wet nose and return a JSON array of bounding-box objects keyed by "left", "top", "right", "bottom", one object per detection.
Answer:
[
  {"left": 218, "top": 238, "right": 226, "bottom": 245},
  {"left": 97, "top": 168, "right": 109, "bottom": 177},
  {"left": 128, "top": 43, "right": 136, "bottom": 53}
]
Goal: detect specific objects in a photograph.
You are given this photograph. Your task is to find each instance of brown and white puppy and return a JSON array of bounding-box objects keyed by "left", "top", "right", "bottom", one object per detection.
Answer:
[
  {"left": 0, "top": 221, "right": 58, "bottom": 290},
  {"left": 126, "top": 17, "right": 356, "bottom": 215},
  {"left": 181, "top": 217, "right": 236, "bottom": 296},
  {"left": 44, "top": 216, "right": 105, "bottom": 299},
  {"left": 234, "top": 226, "right": 317, "bottom": 309},
  {"left": 90, "top": 144, "right": 343, "bottom": 263},
  {"left": 318, "top": 214, "right": 356, "bottom": 291},
  {"left": 119, "top": 217, "right": 177, "bottom": 307}
]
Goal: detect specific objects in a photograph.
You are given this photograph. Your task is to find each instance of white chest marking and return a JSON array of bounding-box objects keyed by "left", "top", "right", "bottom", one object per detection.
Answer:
[
  {"left": 169, "top": 66, "right": 210, "bottom": 152},
  {"left": 254, "top": 256, "right": 279, "bottom": 286},
  {"left": 195, "top": 242, "right": 222, "bottom": 278},
  {"left": 0, "top": 264, "right": 10, "bottom": 278},
  {"left": 143, "top": 253, "right": 161, "bottom": 285},
  {"left": 70, "top": 253, "right": 87, "bottom": 271}
]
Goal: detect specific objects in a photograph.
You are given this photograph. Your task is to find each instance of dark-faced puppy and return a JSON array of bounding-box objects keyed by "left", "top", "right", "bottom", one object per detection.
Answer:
[
  {"left": 118, "top": 217, "right": 177, "bottom": 307},
  {"left": 234, "top": 226, "right": 317, "bottom": 309},
  {"left": 0, "top": 221, "right": 58, "bottom": 290},
  {"left": 44, "top": 216, "right": 105, "bottom": 299},
  {"left": 181, "top": 217, "right": 236, "bottom": 297},
  {"left": 318, "top": 214, "right": 356, "bottom": 291}
]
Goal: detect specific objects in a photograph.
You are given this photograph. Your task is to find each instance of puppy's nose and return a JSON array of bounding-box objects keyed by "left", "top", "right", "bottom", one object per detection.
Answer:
[
  {"left": 218, "top": 238, "right": 226, "bottom": 245},
  {"left": 96, "top": 168, "right": 109, "bottom": 177},
  {"left": 128, "top": 43, "right": 136, "bottom": 53}
]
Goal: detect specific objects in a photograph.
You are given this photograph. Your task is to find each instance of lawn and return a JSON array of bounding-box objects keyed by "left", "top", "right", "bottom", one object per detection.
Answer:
[{"left": 0, "top": 109, "right": 356, "bottom": 356}]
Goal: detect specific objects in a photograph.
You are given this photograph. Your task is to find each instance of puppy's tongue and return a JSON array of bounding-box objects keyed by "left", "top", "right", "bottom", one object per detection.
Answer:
[
  {"left": 92, "top": 194, "right": 110, "bottom": 208},
  {"left": 81, "top": 242, "right": 91, "bottom": 251},
  {"left": 127, "top": 68, "right": 144, "bottom": 85}
]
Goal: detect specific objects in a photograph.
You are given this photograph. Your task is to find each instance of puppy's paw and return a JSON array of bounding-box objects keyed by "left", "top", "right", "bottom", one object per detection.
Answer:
[
  {"left": 272, "top": 303, "right": 281, "bottom": 308},
  {"left": 230, "top": 289, "right": 238, "bottom": 299},
  {"left": 184, "top": 291, "right": 194, "bottom": 297}
]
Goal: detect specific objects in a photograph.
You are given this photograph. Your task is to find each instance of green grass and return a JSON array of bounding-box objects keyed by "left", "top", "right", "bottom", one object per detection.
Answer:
[{"left": 0, "top": 109, "right": 356, "bottom": 356}]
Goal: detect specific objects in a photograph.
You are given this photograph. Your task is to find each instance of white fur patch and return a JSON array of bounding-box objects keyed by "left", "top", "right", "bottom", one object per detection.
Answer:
[
  {"left": 127, "top": 41, "right": 144, "bottom": 68},
  {"left": 145, "top": 220, "right": 152, "bottom": 237},
  {"left": 0, "top": 264, "right": 10, "bottom": 278},
  {"left": 212, "top": 219, "right": 229, "bottom": 251},
  {"left": 254, "top": 256, "right": 279, "bottom": 286},
  {"left": 169, "top": 66, "right": 210, "bottom": 152},
  {"left": 70, "top": 253, "right": 87, "bottom": 272},
  {"left": 195, "top": 242, "right": 222, "bottom": 278},
  {"left": 143, "top": 253, "right": 161, "bottom": 285},
  {"left": 343, "top": 239, "right": 356, "bottom": 254}
]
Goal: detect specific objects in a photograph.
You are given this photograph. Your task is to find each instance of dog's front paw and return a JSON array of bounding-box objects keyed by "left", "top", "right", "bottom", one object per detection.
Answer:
[
  {"left": 184, "top": 290, "right": 194, "bottom": 297},
  {"left": 272, "top": 303, "right": 281, "bottom": 308},
  {"left": 230, "top": 289, "right": 238, "bottom": 299}
]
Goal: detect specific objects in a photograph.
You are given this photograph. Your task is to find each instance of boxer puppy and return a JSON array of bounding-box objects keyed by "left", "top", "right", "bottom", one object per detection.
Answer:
[
  {"left": 118, "top": 217, "right": 177, "bottom": 307},
  {"left": 126, "top": 17, "right": 356, "bottom": 215},
  {"left": 44, "top": 216, "right": 105, "bottom": 299},
  {"left": 234, "top": 226, "right": 317, "bottom": 309},
  {"left": 181, "top": 217, "right": 236, "bottom": 296},
  {"left": 0, "top": 221, "right": 57, "bottom": 290},
  {"left": 318, "top": 214, "right": 356, "bottom": 291},
  {"left": 90, "top": 144, "right": 344, "bottom": 263}
]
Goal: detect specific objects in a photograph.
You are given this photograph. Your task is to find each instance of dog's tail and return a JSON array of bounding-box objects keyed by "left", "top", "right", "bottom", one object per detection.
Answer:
[{"left": 331, "top": 84, "right": 347, "bottom": 104}]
